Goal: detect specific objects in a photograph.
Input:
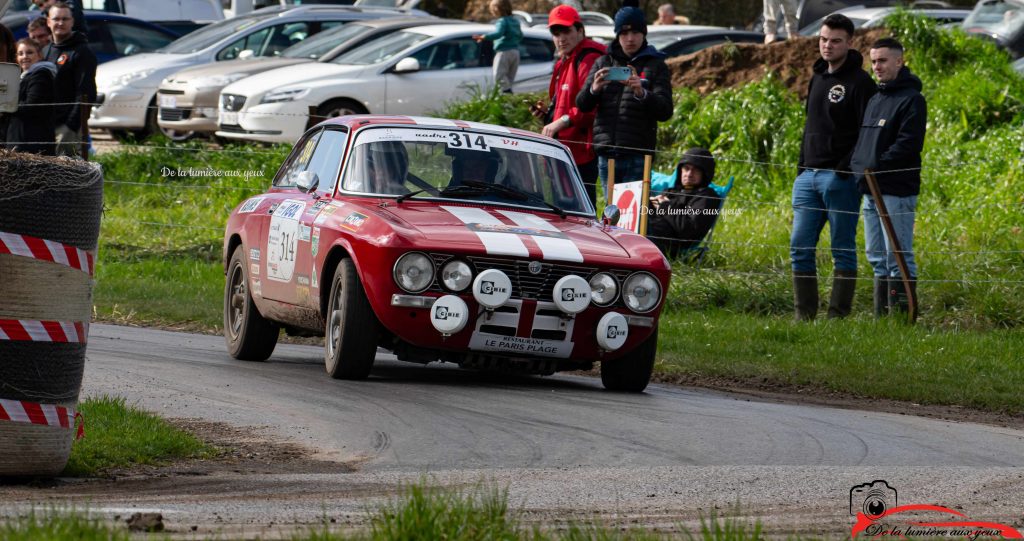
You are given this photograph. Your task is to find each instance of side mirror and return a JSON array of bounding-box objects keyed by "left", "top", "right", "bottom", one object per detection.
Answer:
[
  {"left": 294, "top": 171, "right": 320, "bottom": 193},
  {"left": 392, "top": 57, "right": 421, "bottom": 73},
  {"left": 602, "top": 204, "right": 620, "bottom": 226},
  {"left": 238, "top": 49, "right": 255, "bottom": 60}
]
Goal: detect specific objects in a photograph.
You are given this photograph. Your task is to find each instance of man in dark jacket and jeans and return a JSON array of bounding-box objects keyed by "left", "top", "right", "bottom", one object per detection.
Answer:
[
  {"left": 791, "top": 13, "right": 876, "bottom": 321},
  {"left": 646, "top": 148, "right": 721, "bottom": 259},
  {"left": 43, "top": 1, "right": 96, "bottom": 157},
  {"left": 852, "top": 37, "right": 927, "bottom": 317},
  {"left": 576, "top": 6, "right": 673, "bottom": 200}
]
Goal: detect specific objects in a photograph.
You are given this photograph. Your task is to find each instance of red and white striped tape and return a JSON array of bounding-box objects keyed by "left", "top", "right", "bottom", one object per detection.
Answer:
[
  {"left": 0, "top": 319, "right": 88, "bottom": 343},
  {"left": 0, "top": 231, "right": 95, "bottom": 276},
  {"left": 0, "top": 398, "right": 82, "bottom": 437}
]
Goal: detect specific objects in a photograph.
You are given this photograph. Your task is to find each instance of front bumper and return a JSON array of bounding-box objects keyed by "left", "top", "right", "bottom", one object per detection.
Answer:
[
  {"left": 90, "top": 86, "right": 154, "bottom": 129},
  {"left": 215, "top": 98, "right": 309, "bottom": 144},
  {"left": 156, "top": 85, "right": 220, "bottom": 133}
]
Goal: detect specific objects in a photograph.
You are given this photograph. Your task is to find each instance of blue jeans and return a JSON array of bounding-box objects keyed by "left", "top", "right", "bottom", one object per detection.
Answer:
[
  {"left": 790, "top": 169, "right": 861, "bottom": 273},
  {"left": 863, "top": 194, "right": 917, "bottom": 278},
  {"left": 598, "top": 154, "right": 647, "bottom": 203}
]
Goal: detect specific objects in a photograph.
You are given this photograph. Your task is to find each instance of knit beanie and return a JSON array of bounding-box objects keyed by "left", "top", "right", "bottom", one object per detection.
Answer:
[
  {"left": 676, "top": 148, "right": 715, "bottom": 188},
  {"left": 613, "top": 6, "right": 647, "bottom": 36}
]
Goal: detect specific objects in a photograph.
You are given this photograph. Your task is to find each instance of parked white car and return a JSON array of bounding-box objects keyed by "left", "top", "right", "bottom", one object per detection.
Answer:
[
  {"left": 216, "top": 23, "right": 555, "bottom": 144},
  {"left": 91, "top": 5, "right": 421, "bottom": 139}
]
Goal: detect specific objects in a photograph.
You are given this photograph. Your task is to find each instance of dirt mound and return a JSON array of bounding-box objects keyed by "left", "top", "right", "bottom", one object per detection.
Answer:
[{"left": 668, "top": 29, "right": 888, "bottom": 98}]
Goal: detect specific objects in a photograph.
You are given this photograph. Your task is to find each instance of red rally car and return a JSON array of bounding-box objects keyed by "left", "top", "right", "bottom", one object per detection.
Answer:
[{"left": 222, "top": 115, "right": 671, "bottom": 392}]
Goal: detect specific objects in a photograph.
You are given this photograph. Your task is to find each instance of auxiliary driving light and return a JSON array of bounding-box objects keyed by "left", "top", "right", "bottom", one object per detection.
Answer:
[
  {"left": 552, "top": 274, "right": 591, "bottom": 315},
  {"left": 430, "top": 295, "right": 469, "bottom": 335},
  {"left": 472, "top": 269, "right": 512, "bottom": 309},
  {"left": 595, "top": 312, "right": 628, "bottom": 351}
]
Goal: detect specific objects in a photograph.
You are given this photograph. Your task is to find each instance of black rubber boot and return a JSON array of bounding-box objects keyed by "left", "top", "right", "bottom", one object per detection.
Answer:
[
  {"left": 889, "top": 277, "right": 918, "bottom": 322},
  {"left": 873, "top": 276, "right": 889, "bottom": 317},
  {"left": 826, "top": 270, "right": 857, "bottom": 319},
  {"left": 793, "top": 272, "right": 819, "bottom": 321}
]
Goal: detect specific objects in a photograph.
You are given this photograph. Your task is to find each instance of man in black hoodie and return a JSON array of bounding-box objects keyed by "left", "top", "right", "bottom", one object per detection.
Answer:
[
  {"left": 852, "top": 37, "right": 927, "bottom": 317},
  {"left": 646, "top": 148, "right": 721, "bottom": 260},
  {"left": 791, "top": 14, "right": 876, "bottom": 321},
  {"left": 43, "top": 1, "right": 96, "bottom": 157},
  {"left": 576, "top": 6, "right": 673, "bottom": 200}
]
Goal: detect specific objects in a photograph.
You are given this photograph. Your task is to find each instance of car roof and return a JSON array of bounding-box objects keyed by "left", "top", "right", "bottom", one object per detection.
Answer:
[
  {"left": 2, "top": 9, "right": 176, "bottom": 29},
  {"left": 402, "top": 22, "right": 550, "bottom": 37},
  {"left": 321, "top": 115, "right": 548, "bottom": 141}
]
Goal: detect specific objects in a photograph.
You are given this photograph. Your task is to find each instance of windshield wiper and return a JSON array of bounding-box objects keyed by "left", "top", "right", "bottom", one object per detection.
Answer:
[
  {"left": 394, "top": 189, "right": 425, "bottom": 204},
  {"left": 461, "top": 180, "right": 567, "bottom": 218}
]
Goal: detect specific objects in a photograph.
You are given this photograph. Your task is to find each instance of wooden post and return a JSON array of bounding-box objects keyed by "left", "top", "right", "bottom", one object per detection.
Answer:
[
  {"left": 79, "top": 93, "right": 91, "bottom": 161},
  {"left": 606, "top": 158, "right": 616, "bottom": 206},
  {"left": 639, "top": 154, "right": 652, "bottom": 236},
  {"left": 306, "top": 105, "right": 321, "bottom": 131},
  {"left": 864, "top": 169, "right": 917, "bottom": 324}
]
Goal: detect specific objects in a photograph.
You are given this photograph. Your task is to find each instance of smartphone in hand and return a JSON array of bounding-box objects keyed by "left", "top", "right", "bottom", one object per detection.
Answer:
[{"left": 605, "top": 66, "right": 632, "bottom": 81}]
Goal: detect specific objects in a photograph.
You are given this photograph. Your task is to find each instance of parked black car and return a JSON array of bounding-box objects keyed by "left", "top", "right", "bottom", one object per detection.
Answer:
[
  {"left": 963, "top": 0, "right": 1024, "bottom": 59},
  {"left": 2, "top": 10, "right": 180, "bottom": 64},
  {"left": 658, "top": 30, "right": 765, "bottom": 58}
]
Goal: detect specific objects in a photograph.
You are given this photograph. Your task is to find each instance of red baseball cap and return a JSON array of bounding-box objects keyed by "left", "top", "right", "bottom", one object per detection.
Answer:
[{"left": 548, "top": 5, "right": 582, "bottom": 28}]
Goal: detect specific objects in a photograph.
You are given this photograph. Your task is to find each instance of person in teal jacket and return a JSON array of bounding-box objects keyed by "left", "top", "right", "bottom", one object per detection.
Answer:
[{"left": 473, "top": 0, "right": 522, "bottom": 93}]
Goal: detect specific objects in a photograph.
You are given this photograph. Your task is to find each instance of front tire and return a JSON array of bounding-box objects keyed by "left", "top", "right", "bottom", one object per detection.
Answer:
[
  {"left": 325, "top": 258, "right": 381, "bottom": 379},
  {"left": 600, "top": 325, "right": 658, "bottom": 393},
  {"left": 224, "top": 247, "right": 278, "bottom": 360}
]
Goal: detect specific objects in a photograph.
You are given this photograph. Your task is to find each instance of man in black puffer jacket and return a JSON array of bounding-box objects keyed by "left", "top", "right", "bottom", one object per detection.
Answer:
[
  {"left": 576, "top": 6, "right": 673, "bottom": 199},
  {"left": 851, "top": 37, "right": 927, "bottom": 319},
  {"left": 42, "top": 2, "right": 96, "bottom": 157},
  {"left": 646, "top": 148, "right": 721, "bottom": 260}
]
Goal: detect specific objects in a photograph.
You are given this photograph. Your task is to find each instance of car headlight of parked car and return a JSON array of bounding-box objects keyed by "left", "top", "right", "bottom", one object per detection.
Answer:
[
  {"left": 111, "top": 69, "right": 155, "bottom": 88},
  {"left": 441, "top": 260, "right": 473, "bottom": 292},
  {"left": 589, "top": 272, "right": 619, "bottom": 306},
  {"left": 260, "top": 88, "right": 310, "bottom": 104},
  {"left": 623, "top": 272, "right": 660, "bottom": 313},
  {"left": 394, "top": 252, "right": 434, "bottom": 294},
  {"left": 193, "top": 73, "right": 249, "bottom": 91}
]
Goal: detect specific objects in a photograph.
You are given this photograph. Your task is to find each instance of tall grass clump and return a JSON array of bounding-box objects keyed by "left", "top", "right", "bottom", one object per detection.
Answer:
[{"left": 0, "top": 509, "right": 137, "bottom": 541}]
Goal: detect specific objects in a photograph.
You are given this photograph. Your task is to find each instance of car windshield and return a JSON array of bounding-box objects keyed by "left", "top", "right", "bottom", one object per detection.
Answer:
[
  {"left": 331, "top": 30, "right": 432, "bottom": 64},
  {"left": 282, "top": 22, "right": 368, "bottom": 59},
  {"left": 340, "top": 127, "right": 592, "bottom": 215},
  {"left": 159, "top": 13, "right": 265, "bottom": 53},
  {"left": 963, "top": 0, "right": 1024, "bottom": 38}
]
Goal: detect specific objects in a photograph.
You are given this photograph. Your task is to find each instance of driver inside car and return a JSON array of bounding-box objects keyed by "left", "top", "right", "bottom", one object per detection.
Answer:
[{"left": 367, "top": 141, "right": 411, "bottom": 195}]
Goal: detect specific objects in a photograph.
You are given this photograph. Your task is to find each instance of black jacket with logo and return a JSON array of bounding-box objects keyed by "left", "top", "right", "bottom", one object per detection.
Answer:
[
  {"left": 6, "top": 62, "right": 57, "bottom": 155},
  {"left": 43, "top": 31, "right": 97, "bottom": 131},
  {"left": 575, "top": 40, "right": 674, "bottom": 157},
  {"left": 852, "top": 66, "right": 927, "bottom": 197},
  {"left": 799, "top": 49, "right": 877, "bottom": 174}
]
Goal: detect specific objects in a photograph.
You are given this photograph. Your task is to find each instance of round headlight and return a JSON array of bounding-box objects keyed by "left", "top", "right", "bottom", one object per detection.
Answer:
[
  {"left": 623, "top": 272, "right": 661, "bottom": 313},
  {"left": 441, "top": 260, "right": 473, "bottom": 292},
  {"left": 589, "top": 272, "right": 619, "bottom": 306},
  {"left": 393, "top": 252, "right": 434, "bottom": 293}
]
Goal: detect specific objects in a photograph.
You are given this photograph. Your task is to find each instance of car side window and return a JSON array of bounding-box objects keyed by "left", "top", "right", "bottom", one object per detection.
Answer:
[
  {"left": 107, "top": 21, "right": 175, "bottom": 55},
  {"left": 304, "top": 129, "right": 349, "bottom": 195},
  {"left": 85, "top": 22, "right": 117, "bottom": 57},
  {"left": 263, "top": 22, "right": 311, "bottom": 57},
  {"left": 410, "top": 38, "right": 482, "bottom": 71},
  {"left": 518, "top": 37, "right": 554, "bottom": 65},
  {"left": 274, "top": 129, "right": 323, "bottom": 188},
  {"left": 216, "top": 26, "right": 271, "bottom": 60}
]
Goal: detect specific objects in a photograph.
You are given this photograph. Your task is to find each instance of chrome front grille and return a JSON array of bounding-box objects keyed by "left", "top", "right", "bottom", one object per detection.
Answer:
[
  {"left": 159, "top": 107, "right": 191, "bottom": 121},
  {"left": 428, "top": 253, "right": 614, "bottom": 303}
]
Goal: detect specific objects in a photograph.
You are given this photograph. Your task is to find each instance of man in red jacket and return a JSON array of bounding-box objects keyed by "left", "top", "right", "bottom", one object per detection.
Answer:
[{"left": 530, "top": 5, "right": 605, "bottom": 208}]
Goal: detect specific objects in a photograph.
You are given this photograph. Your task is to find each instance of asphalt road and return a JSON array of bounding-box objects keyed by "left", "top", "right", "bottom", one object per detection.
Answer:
[{"left": 5, "top": 324, "right": 1024, "bottom": 537}]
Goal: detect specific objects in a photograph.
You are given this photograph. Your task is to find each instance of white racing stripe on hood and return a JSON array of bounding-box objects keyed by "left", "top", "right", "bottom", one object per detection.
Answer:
[
  {"left": 441, "top": 206, "right": 529, "bottom": 257},
  {"left": 498, "top": 211, "right": 584, "bottom": 263}
]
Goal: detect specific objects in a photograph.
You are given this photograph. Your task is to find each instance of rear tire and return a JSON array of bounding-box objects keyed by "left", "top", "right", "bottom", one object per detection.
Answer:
[
  {"left": 600, "top": 325, "right": 658, "bottom": 393},
  {"left": 325, "top": 258, "right": 381, "bottom": 379},
  {"left": 224, "top": 247, "right": 278, "bottom": 360}
]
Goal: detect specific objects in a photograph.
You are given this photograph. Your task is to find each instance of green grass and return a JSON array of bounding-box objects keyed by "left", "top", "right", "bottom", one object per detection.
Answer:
[
  {"left": 64, "top": 395, "right": 214, "bottom": 477},
  {"left": 0, "top": 484, "right": 768, "bottom": 541}
]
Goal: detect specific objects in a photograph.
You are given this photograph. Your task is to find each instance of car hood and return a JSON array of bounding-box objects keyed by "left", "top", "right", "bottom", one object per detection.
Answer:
[
  {"left": 166, "top": 57, "right": 312, "bottom": 82},
  {"left": 97, "top": 52, "right": 196, "bottom": 89},
  {"left": 376, "top": 202, "right": 631, "bottom": 263},
  {"left": 221, "top": 62, "right": 369, "bottom": 96}
]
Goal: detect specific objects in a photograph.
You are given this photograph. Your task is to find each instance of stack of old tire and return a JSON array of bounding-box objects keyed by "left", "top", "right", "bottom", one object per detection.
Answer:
[{"left": 0, "top": 150, "right": 103, "bottom": 476}]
